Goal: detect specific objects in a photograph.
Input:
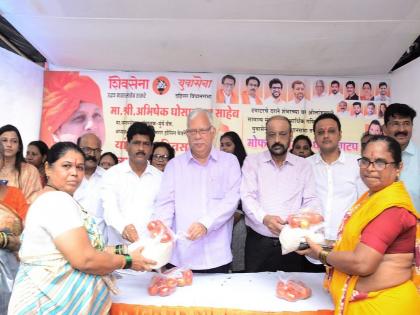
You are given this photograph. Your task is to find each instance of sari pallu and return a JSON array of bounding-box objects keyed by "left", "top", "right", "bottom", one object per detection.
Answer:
[
  {"left": 8, "top": 204, "right": 116, "bottom": 315},
  {"left": 326, "top": 181, "right": 420, "bottom": 315}
]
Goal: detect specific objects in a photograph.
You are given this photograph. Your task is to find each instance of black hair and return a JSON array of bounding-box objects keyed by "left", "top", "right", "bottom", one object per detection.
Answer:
[
  {"left": 28, "top": 140, "right": 49, "bottom": 157},
  {"left": 269, "top": 78, "right": 283, "bottom": 89},
  {"left": 362, "top": 81, "right": 372, "bottom": 89},
  {"left": 0, "top": 124, "right": 25, "bottom": 176},
  {"left": 384, "top": 103, "right": 417, "bottom": 125},
  {"left": 99, "top": 151, "right": 119, "bottom": 165},
  {"left": 245, "top": 76, "right": 260, "bottom": 87},
  {"left": 346, "top": 80, "right": 355, "bottom": 88},
  {"left": 126, "top": 122, "right": 155, "bottom": 143},
  {"left": 290, "top": 134, "right": 314, "bottom": 156},
  {"left": 221, "top": 74, "right": 236, "bottom": 85},
  {"left": 367, "top": 119, "right": 382, "bottom": 135},
  {"left": 379, "top": 82, "right": 388, "bottom": 88},
  {"left": 220, "top": 131, "right": 247, "bottom": 167},
  {"left": 331, "top": 80, "right": 340, "bottom": 87},
  {"left": 150, "top": 142, "right": 175, "bottom": 162},
  {"left": 362, "top": 135, "right": 402, "bottom": 165},
  {"left": 47, "top": 142, "right": 85, "bottom": 165},
  {"left": 313, "top": 113, "right": 342, "bottom": 132},
  {"left": 353, "top": 101, "right": 361, "bottom": 107}
]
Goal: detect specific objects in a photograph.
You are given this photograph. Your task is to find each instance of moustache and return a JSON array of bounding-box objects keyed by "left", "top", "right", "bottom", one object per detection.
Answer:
[
  {"left": 135, "top": 151, "right": 146, "bottom": 156},
  {"left": 394, "top": 131, "right": 408, "bottom": 137},
  {"left": 85, "top": 156, "right": 97, "bottom": 163},
  {"left": 271, "top": 143, "right": 285, "bottom": 150}
]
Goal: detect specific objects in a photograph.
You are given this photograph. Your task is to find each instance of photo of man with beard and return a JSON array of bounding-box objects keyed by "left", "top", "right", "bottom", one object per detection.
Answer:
[
  {"left": 74, "top": 133, "right": 108, "bottom": 241},
  {"left": 241, "top": 115, "right": 319, "bottom": 272}
]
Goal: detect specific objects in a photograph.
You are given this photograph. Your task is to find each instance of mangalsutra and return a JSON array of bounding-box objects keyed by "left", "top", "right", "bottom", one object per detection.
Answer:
[{"left": 45, "top": 184, "right": 59, "bottom": 191}]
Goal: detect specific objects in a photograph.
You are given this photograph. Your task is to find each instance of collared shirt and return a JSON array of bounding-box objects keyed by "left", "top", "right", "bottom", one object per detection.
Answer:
[
  {"left": 264, "top": 96, "right": 286, "bottom": 106},
  {"left": 74, "top": 166, "right": 107, "bottom": 240},
  {"left": 241, "top": 151, "right": 319, "bottom": 237},
  {"left": 153, "top": 148, "right": 241, "bottom": 270},
  {"left": 101, "top": 160, "right": 162, "bottom": 245},
  {"left": 223, "top": 92, "right": 231, "bottom": 104},
  {"left": 308, "top": 152, "right": 367, "bottom": 240},
  {"left": 401, "top": 141, "right": 420, "bottom": 212},
  {"left": 374, "top": 95, "right": 390, "bottom": 102}
]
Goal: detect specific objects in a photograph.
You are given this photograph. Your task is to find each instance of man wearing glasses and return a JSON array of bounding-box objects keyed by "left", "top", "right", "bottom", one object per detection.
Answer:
[
  {"left": 384, "top": 103, "right": 419, "bottom": 211},
  {"left": 74, "top": 133, "right": 108, "bottom": 242},
  {"left": 153, "top": 108, "right": 241, "bottom": 273},
  {"left": 102, "top": 122, "right": 162, "bottom": 245},
  {"left": 241, "top": 115, "right": 319, "bottom": 272}
]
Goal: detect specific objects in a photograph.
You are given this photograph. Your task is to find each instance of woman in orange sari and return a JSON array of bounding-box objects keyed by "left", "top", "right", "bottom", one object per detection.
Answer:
[
  {"left": 0, "top": 125, "right": 42, "bottom": 203},
  {"left": 299, "top": 135, "right": 420, "bottom": 315},
  {"left": 0, "top": 143, "right": 29, "bottom": 314}
]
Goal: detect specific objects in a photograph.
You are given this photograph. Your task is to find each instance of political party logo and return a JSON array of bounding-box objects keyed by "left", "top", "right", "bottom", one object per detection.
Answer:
[{"left": 152, "top": 76, "right": 171, "bottom": 95}]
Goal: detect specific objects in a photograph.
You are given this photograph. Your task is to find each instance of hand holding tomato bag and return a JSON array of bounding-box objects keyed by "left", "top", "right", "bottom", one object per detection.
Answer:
[
  {"left": 276, "top": 272, "right": 312, "bottom": 302},
  {"left": 128, "top": 220, "right": 174, "bottom": 269},
  {"left": 279, "top": 208, "right": 326, "bottom": 255}
]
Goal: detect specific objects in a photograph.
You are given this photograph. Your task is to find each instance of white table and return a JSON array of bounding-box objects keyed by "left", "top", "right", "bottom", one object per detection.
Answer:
[{"left": 111, "top": 271, "right": 334, "bottom": 314}]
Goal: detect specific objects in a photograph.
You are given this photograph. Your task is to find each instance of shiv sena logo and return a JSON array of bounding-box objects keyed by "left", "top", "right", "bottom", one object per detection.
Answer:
[{"left": 152, "top": 76, "right": 171, "bottom": 95}]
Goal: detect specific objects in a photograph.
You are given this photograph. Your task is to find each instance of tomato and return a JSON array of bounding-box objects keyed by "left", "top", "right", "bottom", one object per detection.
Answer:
[
  {"left": 148, "top": 285, "right": 159, "bottom": 296},
  {"left": 166, "top": 278, "right": 178, "bottom": 288},
  {"left": 158, "top": 285, "right": 174, "bottom": 297},
  {"left": 289, "top": 217, "right": 301, "bottom": 228},
  {"left": 160, "top": 232, "right": 172, "bottom": 243},
  {"left": 308, "top": 213, "right": 323, "bottom": 224},
  {"left": 299, "top": 218, "right": 310, "bottom": 229},
  {"left": 176, "top": 278, "right": 186, "bottom": 287}
]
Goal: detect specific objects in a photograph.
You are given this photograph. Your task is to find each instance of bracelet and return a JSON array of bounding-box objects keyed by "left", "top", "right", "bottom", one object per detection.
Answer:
[
  {"left": 318, "top": 249, "right": 331, "bottom": 266},
  {"left": 123, "top": 254, "right": 133, "bottom": 269},
  {"left": 115, "top": 244, "right": 128, "bottom": 255},
  {"left": 0, "top": 232, "right": 9, "bottom": 249}
]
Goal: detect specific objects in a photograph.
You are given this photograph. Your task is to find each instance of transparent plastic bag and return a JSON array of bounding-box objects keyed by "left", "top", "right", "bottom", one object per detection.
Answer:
[
  {"left": 276, "top": 272, "right": 312, "bottom": 302},
  {"left": 147, "top": 274, "right": 177, "bottom": 297},
  {"left": 163, "top": 267, "right": 193, "bottom": 287},
  {"left": 279, "top": 210, "right": 325, "bottom": 254}
]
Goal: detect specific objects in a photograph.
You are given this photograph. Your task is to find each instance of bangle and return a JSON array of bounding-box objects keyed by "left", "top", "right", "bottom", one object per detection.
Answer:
[
  {"left": 123, "top": 254, "right": 132, "bottom": 269},
  {"left": 115, "top": 244, "right": 128, "bottom": 255},
  {"left": 318, "top": 249, "right": 331, "bottom": 266},
  {"left": 0, "top": 232, "right": 8, "bottom": 249},
  {"left": 0, "top": 232, "right": 4, "bottom": 248}
]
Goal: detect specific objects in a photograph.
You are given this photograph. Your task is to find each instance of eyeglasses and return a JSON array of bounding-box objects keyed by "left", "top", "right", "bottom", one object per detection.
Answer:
[
  {"left": 357, "top": 157, "right": 397, "bottom": 170},
  {"left": 80, "top": 147, "right": 102, "bottom": 155},
  {"left": 152, "top": 154, "right": 169, "bottom": 161},
  {"left": 185, "top": 126, "right": 213, "bottom": 136}
]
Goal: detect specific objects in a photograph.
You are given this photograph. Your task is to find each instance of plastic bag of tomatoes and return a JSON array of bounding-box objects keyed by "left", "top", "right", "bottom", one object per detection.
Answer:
[
  {"left": 276, "top": 273, "right": 312, "bottom": 302},
  {"left": 128, "top": 220, "right": 174, "bottom": 269},
  {"left": 147, "top": 274, "right": 177, "bottom": 297},
  {"left": 163, "top": 267, "right": 193, "bottom": 287},
  {"left": 279, "top": 209, "right": 326, "bottom": 254}
]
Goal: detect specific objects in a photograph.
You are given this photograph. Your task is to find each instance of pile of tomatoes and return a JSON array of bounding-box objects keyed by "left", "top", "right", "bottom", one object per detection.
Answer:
[
  {"left": 287, "top": 212, "right": 323, "bottom": 229},
  {"left": 147, "top": 267, "right": 193, "bottom": 297},
  {"left": 276, "top": 279, "right": 312, "bottom": 302}
]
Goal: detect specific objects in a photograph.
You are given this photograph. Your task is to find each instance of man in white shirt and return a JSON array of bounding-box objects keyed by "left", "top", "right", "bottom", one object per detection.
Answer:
[
  {"left": 102, "top": 122, "right": 162, "bottom": 245},
  {"left": 328, "top": 80, "right": 344, "bottom": 104},
  {"left": 287, "top": 80, "right": 310, "bottom": 109},
  {"left": 352, "top": 101, "right": 364, "bottom": 118},
  {"left": 336, "top": 100, "right": 350, "bottom": 117},
  {"left": 308, "top": 113, "right": 366, "bottom": 241},
  {"left": 74, "top": 133, "right": 108, "bottom": 242},
  {"left": 384, "top": 103, "right": 419, "bottom": 211},
  {"left": 374, "top": 82, "right": 391, "bottom": 102}
]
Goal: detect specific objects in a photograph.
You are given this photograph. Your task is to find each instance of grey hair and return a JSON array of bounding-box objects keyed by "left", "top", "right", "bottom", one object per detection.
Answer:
[{"left": 187, "top": 108, "right": 214, "bottom": 127}]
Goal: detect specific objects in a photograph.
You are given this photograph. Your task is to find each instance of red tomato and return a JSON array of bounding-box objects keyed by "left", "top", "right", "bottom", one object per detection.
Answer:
[
  {"left": 158, "top": 285, "right": 173, "bottom": 297},
  {"left": 148, "top": 285, "right": 159, "bottom": 296},
  {"left": 289, "top": 217, "right": 301, "bottom": 228},
  {"left": 176, "top": 278, "right": 186, "bottom": 287},
  {"left": 160, "top": 232, "right": 172, "bottom": 243}
]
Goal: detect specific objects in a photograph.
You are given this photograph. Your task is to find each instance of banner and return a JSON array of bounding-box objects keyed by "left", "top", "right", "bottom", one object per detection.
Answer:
[{"left": 40, "top": 71, "right": 391, "bottom": 160}]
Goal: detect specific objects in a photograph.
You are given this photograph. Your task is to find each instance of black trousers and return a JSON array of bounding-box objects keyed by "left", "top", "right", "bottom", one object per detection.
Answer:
[
  {"left": 165, "top": 263, "right": 231, "bottom": 274},
  {"left": 245, "top": 228, "right": 325, "bottom": 273}
]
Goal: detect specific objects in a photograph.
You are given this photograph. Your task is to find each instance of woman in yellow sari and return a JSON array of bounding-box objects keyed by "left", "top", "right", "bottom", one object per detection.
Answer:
[{"left": 299, "top": 135, "right": 420, "bottom": 315}]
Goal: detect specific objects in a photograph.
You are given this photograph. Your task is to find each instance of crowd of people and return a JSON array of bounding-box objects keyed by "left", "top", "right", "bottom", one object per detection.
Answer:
[{"left": 0, "top": 103, "right": 419, "bottom": 314}]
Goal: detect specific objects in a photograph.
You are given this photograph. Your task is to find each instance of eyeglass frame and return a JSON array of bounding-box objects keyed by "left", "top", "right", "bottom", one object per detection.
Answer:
[
  {"left": 152, "top": 154, "right": 169, "bottom": 161},
  {"left": 80, "top": 147, "right": 102, "bottom": 155},
  {"left": 185, "top": 126, "right": 213, "bottom": 136},
  {"left": 357, "top": 157, "right": 398, "bottom": 170}
]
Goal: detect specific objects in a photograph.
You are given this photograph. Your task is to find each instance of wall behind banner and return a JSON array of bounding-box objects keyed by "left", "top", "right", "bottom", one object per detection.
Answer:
[
  {"left": 391, "top": 58, "right": 420, "bottom": 146},
  {"left": 40, "top": 70, "right": 391, "bottom": 160},
  {"left": 0, "top": 47, "right": 44, "bottom": 148}
]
